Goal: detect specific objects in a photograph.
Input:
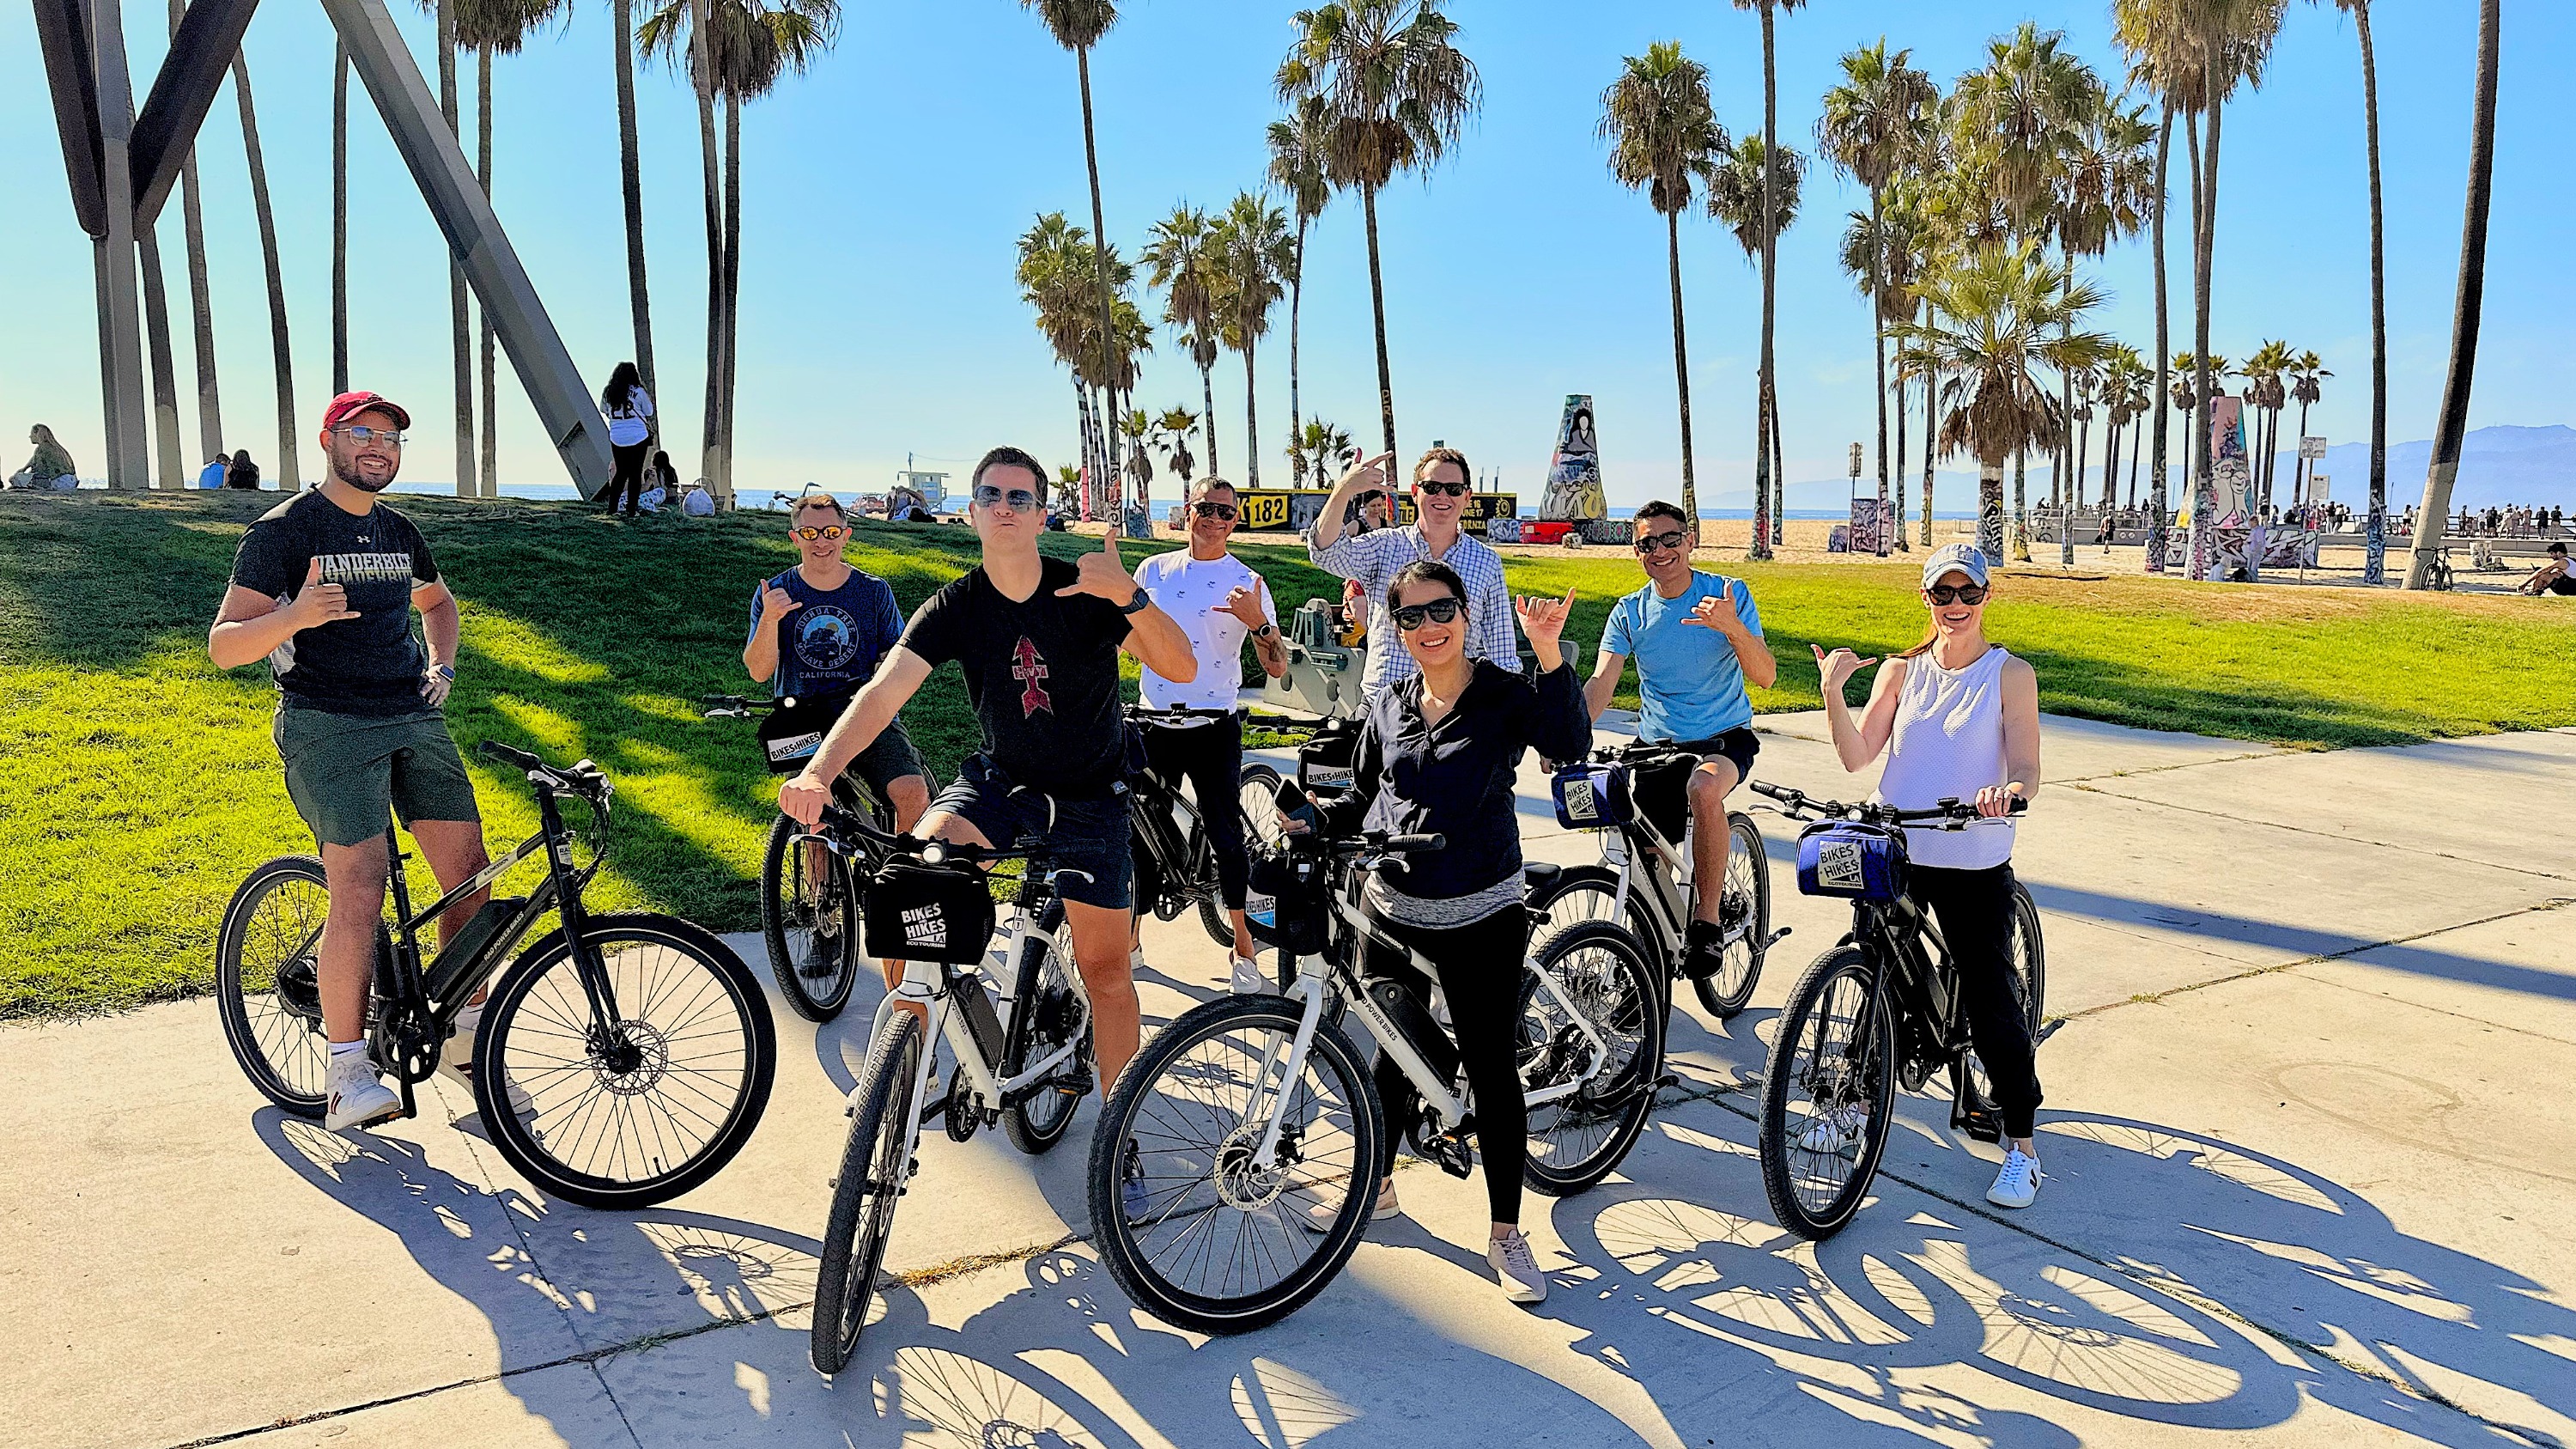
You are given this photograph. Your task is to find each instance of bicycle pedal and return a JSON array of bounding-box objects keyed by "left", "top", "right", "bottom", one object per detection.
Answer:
[{"left": 1655, "top": 1073, "right": 1682, "bottom": 1092}]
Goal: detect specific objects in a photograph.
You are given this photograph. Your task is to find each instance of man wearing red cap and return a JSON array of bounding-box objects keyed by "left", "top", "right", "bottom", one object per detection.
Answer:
[{"left": 208, "top": 392, "right": 495, "bottom": 1132}]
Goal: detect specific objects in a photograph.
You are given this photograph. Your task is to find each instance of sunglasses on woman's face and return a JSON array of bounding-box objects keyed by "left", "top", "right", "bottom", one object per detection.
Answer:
[
  {"left": 1191, "top": 501, "right": 1238, "bottom": 521},
  {"left": 1391, "top": 597, "right": 1465, "bottom": 631},
  {"left": 1926, "top": 583, "right": 1990, "bottom": 606},
  {"left": 792, "top": 525, "right": 848, "bottom": 542},
  {"left": 1632, "top": 529, "right": 1688, "bottom": 555},
  {"left": 972, "top": 484, "right": 1039, "bottom": 510},
  {"left": 1416, "top": 478, "right": 1470, "bottom": 497}
]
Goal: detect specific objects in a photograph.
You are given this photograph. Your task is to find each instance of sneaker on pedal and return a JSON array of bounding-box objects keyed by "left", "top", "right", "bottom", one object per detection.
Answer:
[
  {"left": 1230, "top": 955, "right": 1267, "bottom": 995},
  {"left": 1299, "top": 1176, "right": 1398, "bottom": 1234},
  {"left": 1488, "top": 1227, "right": 1549, "bottom": 1306},
  {"left": 1797, "top": 1103, "right": 1869, "bottom": 1155},
  {"left": 1682, "top": 918, "right": 1728, "bottom": 980},
  {"left": 325, "top": 1050, "right": 402, "bottom": 1132},
  {"left": 1986, "top": 1149, "right": 2043, "bottom": 1209}
]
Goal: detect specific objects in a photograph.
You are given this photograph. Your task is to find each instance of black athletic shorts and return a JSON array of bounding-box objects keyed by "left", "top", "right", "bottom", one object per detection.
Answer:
[{"left": 1633, "top": 728, "right": 1760, "bottom": 845}]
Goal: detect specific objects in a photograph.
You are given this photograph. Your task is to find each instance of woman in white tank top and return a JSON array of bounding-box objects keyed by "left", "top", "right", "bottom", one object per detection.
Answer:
[{"left": 1810, "top": 544, "right": 2049, "bottom": 1210}]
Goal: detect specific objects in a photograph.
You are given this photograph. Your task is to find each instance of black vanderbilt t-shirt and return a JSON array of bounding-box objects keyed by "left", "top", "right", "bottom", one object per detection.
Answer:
[
  {"left": 898, "top": 557, "right": 1134, "bottom": 797},
  {"left": 228, "top": 490, "right": 441, "bottom": 715}
]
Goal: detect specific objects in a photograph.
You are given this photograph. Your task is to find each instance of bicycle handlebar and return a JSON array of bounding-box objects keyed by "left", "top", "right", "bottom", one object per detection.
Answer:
[
  {"left": 808, "top": 801, "right": 1024, "bottom": 868},
  {"left": 477, "top": 740, "right": 612, "bottom": 803},
  {"left": 1747, "top": 779, "right": 2026, "bottom": 827}
]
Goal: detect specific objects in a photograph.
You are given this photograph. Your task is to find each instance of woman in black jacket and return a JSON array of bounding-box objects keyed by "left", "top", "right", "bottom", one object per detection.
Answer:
[{"left": 1320, "top": 558, "right": 1589, "bottom": 1306}]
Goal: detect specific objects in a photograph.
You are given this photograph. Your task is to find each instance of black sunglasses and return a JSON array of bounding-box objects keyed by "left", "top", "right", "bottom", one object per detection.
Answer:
[
  {"left": 972, "top": 484, "right": 1039, "bottom": 510},
  {"left": 1190, "top": 501, "right": 1238, "bottom": 521},
  {"left": 1926, "top": 583, "right": 1990, "bottom": 606},
  {"left": 792, "top": 524, "right": 849, "bottom": 542},
  {"left": 1632, "top": 529, "right": 1689, "bottom": 555},
  {"left": 1416, "top": 479, "right": 1470, "bottom": 497},
  {"left": 1391, "top": 597, "right": 1465, "bottom": 630}
]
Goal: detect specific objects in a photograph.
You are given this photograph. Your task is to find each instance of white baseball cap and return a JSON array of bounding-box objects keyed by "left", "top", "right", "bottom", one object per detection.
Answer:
[{"left": 1921, "top": 543, "right": 1991, "bottom": 590}]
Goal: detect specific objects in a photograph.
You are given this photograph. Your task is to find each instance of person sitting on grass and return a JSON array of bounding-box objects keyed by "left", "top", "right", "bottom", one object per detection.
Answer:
[
  {"left": 2518, "top": 541, "right": 2576, "bottom": 597},
  {"left": 11, "top": 424, "right": 76, "bottom": 489}
]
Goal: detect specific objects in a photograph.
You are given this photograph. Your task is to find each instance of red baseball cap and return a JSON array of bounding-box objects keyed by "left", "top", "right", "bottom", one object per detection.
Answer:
[{"left": 321, "top": 390, "right": 411, "bottom": 432}]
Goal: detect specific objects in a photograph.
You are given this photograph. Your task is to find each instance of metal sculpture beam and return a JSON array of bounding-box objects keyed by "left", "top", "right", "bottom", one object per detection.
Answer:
[{"left": 129, "top": 0, "right": 261, "bottom": 225}]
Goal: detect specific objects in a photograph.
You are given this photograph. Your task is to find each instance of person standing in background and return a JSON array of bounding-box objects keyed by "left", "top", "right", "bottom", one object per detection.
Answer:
[{"left": 598, "top": 362, "right": 654, "bottom": 517}]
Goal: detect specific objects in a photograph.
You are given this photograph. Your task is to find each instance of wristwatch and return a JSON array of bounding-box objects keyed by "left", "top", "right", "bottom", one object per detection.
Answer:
[
  {"left": 1120, "top": 589, "right": 1151, "bottom": 615},
  {"left": 1253, "top": 623, "right": 1277, "bottom": 638},
  {"left": 434, "top": 664, "right": 456, "bottom": 680}
]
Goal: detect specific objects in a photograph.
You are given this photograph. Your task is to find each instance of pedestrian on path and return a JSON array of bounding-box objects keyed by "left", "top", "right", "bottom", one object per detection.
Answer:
[
  {"left": 598, "top": 362, "right": 654, "bottom": 516},
  {"left": 1810, "top": 542, "right": 2049, "bottom": 1211}
]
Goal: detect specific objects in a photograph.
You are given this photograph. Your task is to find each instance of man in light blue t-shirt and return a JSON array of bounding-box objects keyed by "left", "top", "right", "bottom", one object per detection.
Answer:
[{"left": 1583, "top": 500, "right": 1778, "bottom": 980}]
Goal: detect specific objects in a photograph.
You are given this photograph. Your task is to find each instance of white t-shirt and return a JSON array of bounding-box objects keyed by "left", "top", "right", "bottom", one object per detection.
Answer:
[
  {"left": 605, "top": 388, "right": 655, "bottom": 447},
  {"left": 1133, "top": 549, "right": 1274, "bottom": 712}
]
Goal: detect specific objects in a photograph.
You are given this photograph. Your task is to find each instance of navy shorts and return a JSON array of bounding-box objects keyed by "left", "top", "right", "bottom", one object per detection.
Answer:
[{"left": 929, "top": 754, "right": 1133, "bottom": 911}]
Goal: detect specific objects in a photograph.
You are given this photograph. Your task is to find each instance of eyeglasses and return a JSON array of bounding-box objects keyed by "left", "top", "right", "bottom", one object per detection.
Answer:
[
  {"left": 1926, "top": 583, "right": 1990, "bottom": 606},
  {"left": 972, "top": 484, "right": 1040, "bottom": 510},
  {"left": 1390, "top": 597, "right": 1464, "bottom": 630},
  {"left": 1416, "top": 479, "right": 1470, "bottom": 497},
  {"left": 1632, "top": 529, "right": 1689, "bottom": 555},
  {"left": 334, "top": 424, "right": 404, "bottom": 447},
  {"left": 792, "top": 525, "right": 849, "bottom": 542},
  {"left": 1190, "top": 501, "right": 1238, "bottom": 521}
]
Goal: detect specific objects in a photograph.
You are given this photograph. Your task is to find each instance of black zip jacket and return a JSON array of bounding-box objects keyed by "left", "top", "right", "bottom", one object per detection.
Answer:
[{"left": 1323, "top": 659, "right": 1594, "bottom": 901}]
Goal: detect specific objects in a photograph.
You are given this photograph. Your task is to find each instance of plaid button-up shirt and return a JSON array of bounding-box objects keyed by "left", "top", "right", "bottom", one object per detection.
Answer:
[{"left": 1306, "top": 521, "right": 1520, "bottom": 699}]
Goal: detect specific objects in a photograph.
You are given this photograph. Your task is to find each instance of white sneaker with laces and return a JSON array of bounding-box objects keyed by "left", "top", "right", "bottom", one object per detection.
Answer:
[
  {"left": 1230, "top": 955, "right": 1267, "bottom": 995},
  {"left": 1986, "top": 1149, "right": 2043, "bottom": 1209},
  {"left": 324, "top": 1050, "right": 402, "bottom": 1132},
  {"left": 438, "top": 1005, "right": 535, "bottom": 1118},
  {"left": 1488, "top": 1227, "right": 1549, "bottom": 1306},
  {"left": 1797, "top": 1104, "right": 1869, "bottom": 1155}
]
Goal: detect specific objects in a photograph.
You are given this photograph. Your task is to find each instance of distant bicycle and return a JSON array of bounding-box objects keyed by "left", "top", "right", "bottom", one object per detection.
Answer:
[
  {"left": 216, "top": 742, "right": 776, "bottom": 1209},
  {"left": 1125, "top": 704, "right": 1287, "bottom": 952},
  {"left": 702, "top": 693, "right": 895, "bottom": 1022},
  {"left": 1746, "top": 782, "right": 2042, "bottom": 1240}
]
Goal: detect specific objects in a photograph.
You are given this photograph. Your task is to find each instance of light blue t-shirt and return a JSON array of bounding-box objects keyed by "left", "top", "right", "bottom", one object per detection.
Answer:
[{"left": 1602, "top": 570, "right": 1762, "bottom": 742}]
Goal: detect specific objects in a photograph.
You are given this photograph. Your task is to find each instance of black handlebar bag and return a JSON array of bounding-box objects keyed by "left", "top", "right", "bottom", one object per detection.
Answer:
[
  {"left": 860, "top": 858, "right": 996, "bottom": 965},
  {"left": 755, "top": 691, "right": 853, "bottom": 774},
  {"left": 1297, "top": 718, "right": 1365, "bottom": 797}
]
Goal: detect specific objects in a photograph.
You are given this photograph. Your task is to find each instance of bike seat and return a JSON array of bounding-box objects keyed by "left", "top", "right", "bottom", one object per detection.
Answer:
[{"left": 1522, "top": 862, "right": 1562, "bottom": 888}]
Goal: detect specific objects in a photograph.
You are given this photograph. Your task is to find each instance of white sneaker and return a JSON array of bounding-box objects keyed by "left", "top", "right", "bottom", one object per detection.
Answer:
[
  {"left": 438, "top": 1006, "right": 534, "bottom": 1119},
  {"left": 1230, "top": 955, "right": 1267, "bottom": 995},
  {"left": 1797, "top": 1103, "right": 1869, "bottom": 1155},
  {"left": 324, "top": 1050, "right": 402, "bottom": 1132},
  {"left": 1986, "top": 1149, "right": 2043, "bottom": 1209},
  {"left": 1488, "top": 1227, "right": 1549, "bottom": 1306},
  {"left": 1128, "top": 947, "right": 1149, "bottom": 975}
]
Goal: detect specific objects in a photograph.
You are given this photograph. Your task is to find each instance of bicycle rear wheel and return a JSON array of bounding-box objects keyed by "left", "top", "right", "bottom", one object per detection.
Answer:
[
  {"left": 1200, "top": 763, "right": 1285, "bottom": 950},
  {"left": 475, "top": 913, "right": 777, "bottom": 1209},
  {"left": 1004, "top": 898, "right": 1086, "bottom": 1155},
  {"left": 811, "top": 1011, "right": 923, "bottom": 1375},
  {"left": 215, "top": 855, "right": 392, "bottom": 1117},
  {"left": 1521, "top": 922, "right": 1663, "bottom": 1196},
  {"left": 1690, "top": 814, "right": 1771, "bottom": 1020},
  {"left": 1954, "top": 881, "right": 2047, "bottom": 1123},
  {"left": 1758, "top": 946, "right": 1896, "bottom": 1240},
  {"left": 762, "top": 814, "right": 860, "bottom": 1023},
  {"left": 1088, "top": 994, "right": 1381, "bottom": 1335}
]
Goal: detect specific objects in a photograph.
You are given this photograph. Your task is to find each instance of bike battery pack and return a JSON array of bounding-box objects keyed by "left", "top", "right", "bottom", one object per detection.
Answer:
[
  {"left": 425, "top": 895, "right": 529, "bottom": 1002},
  {"left": 1367, "top": 977, "right": 1460, "bottom": 1088}
]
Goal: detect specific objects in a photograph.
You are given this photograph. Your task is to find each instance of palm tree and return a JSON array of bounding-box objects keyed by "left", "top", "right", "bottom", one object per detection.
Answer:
[
  {"left": 233, "top": 55, "right": 299, "bottom": 489},
  {"left": 1207, "top": 192, "right": 1296, "bottom": 489},
  {"left": 1153, "top": 405, "right": 1200, "bottom": 485},
  {"left": 1820, "top": 38, "right": 1935, "bottom": 551},
  {"left": 2310, "top": 0, "right": 2386, "bottom": 580},
  {"left": 331, "top": 40, "right": 349, "bottom": 395},
  {"left": 2048, "top": 88, "right": 2153, "bottom": 562},
  {"left": 1894, "top": 240, "right": 2111, "bottom": 565},
  {"left": 1018, "top": 211, "right": 1137, "bottom": 508},
  {"left": 416, "top": 0, "right": 472, "bottom": 494},
  {"left": 2405, "top": 0, "right": 2499, "bottom": 590},
  {"left": 1839, "top": 192, "right": 1928, "bottom": 550},
  {"left": 612, "top": 0, "right": 657, "bottom": 400},
  {"left": 723, "top": 0, "right": 837, "bottom": 498},
  {"left": 163, "top": 0, "right": 224, "bottom": 462},
  {"left": 1728, "top": 0, "right": 1807, "bottom": 560},
  {"left": 2096, "top": 343, "right": 2149, "bottom": 511},
  {"left": 1018, "top": 0, "right": 1132, "bottom": 529},
  {"left": 1120, "top": 405, "right": 1154, "bottom": 513},
  {"left": 1141, "top": 204, "right": 1222, "bottom": 475},
  {"left": 2287, "top": 350, "right": 2329, "bottom": 507},
  {"left": 1291, "top": 417, "right": 1353, "bottom": 490},
  {"left": 1267, "top": 96, "right": 1334, "bottom": 479},
  {"left": 2239, "top": 338, "right": 2292, "bottom": 511},
  {"left": 1710, "top": 131, "right": 1803, "bottom": 557},
  {"left": 139, "top": 216, "right": 183, "bottom": 489},
  {"left": 1279, "top": 0, "right": 1482, "bottom": 460},
  {"left": 638, "top": 0, "right": 720, "bottom": 495},
  {"left": 1601, "top": 40, "right": 1727, "bottom": 539},
  {"left": 461, "top": 0, "right": 569, "bottom": 497}
]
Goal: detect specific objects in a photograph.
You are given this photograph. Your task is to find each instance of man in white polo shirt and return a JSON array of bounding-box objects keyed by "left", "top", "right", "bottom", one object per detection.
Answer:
[{"left": 1132, "top": 476, "right": 1288, "bottom": 992}]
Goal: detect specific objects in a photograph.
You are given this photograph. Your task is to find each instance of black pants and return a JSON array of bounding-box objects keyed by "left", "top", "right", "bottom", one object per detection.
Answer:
[
  {"left": 1909, "top": 863, "right": 2043, "bottom": 1139},
  {"left": 1364, "top": 908, "right": 1529, "bottom": 1226},
  {"left": 607, "top": 441, "right": 648, "bottom": 514},
  {"left": 1134, "top": 718, "right": 1248, "bottom": 910}
]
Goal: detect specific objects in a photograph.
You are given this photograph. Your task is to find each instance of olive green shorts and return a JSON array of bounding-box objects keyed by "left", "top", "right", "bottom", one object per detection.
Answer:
[{"left": 275, "top": 704, "right": 483, "bottom": 848}]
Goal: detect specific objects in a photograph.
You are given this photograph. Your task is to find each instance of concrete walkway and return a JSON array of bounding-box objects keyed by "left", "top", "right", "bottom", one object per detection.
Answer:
[{"left": 3, "top": 716, "right": 2572, "bottom": 1448}]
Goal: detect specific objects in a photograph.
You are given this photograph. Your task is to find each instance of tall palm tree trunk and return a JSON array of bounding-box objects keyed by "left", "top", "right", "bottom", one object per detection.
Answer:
[
  {"left": 234, "top": 57, "right": 298, "bottom": 489},
  {"left": 1667, "top": 210, "right": 1700, "bottom": 533},
  {"left": 171, "top": 0, "right": 222, "bottom": 462},
  {"left": 477, "top": 48, "right": 497, "bottom": 497},
  {"left": 1977, "top": 455, "right": 2005, "bottom": 563},
  {"left": 141, "top": 225, "right": 184, "bottom": 488},
  {"left": 2064, "top": 397, "right": 2087, "bottom": 565},
  {"left": 1892, "top": 363, "right": 1908, "bottom": 551},
  {"left": 438, "top": 0, "right": 471, "bottom": 497},
  {"left": 1287, "top": 217, "right": 1306, "bottom": 481},
  {"left": 2190, "top": 94, "right": 2222, "bottom": 580},
  {"left": 614, "top": 0, "right": 655, "bottom": 397},
  {"left": 721, "top": 91, "right": 742, "bottom": 499},
  {"left": 2291, "top": 395, "right": 2312, "bottom": 509},
  {"left": 2147, "top": 98, "right": 2173, "bottom": 572},
  {"left": 1199, "top": 360, "right": 1219, "bottom": 478},
  {"left": 1920, "top": 354, "right": 1937, "bottom": 546},
  {"left": 2011, "top": 447, "right": 2028, "bottom": 562},
  {"left": 1361, "top": 185, "right": 1397, "bottom": 460},
  {"left": 1750, "top": 5, "right": 1777, "bottom": 563},
  {"left": 2406, "top": 0, "right": 2500, "bottom": 589},
  {"left": 332, "top": 41, "right": 349, "bottom": 393},
  {"left": 689, "top": 0, "right": 722, "bottom": 502},
  {"left": 1770, "top": 387, "right": 1785, "bottom": 545},
  {"left": 1072, "top": 48, "right": 1126, "bottom": 533},
  {"left": 1242, "top": 338, "right": 1262, "bottom": 488},
  {"left": 1868, "top": 187, "right": 1887, "bottom": 551},
  {"left": 2129, "top": 412, "right": 2143, "bottom": 511},
  {"left": 2355, "top": 0, "right": 2388, "bottom": 581}
]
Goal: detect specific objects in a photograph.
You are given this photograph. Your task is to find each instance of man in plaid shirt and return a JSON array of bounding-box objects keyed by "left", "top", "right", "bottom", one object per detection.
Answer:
[{"left": 1307, "top": 447, "right": 1520, "bottom": 701}]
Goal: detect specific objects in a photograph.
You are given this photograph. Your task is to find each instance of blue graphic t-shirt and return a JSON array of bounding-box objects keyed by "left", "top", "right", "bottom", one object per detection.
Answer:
[
  {"left": 748, "top": 567, "right": 904, "bottom": 702},
  {"left": 1601, "top": 570, "right": 1763, "bottom": 742}
]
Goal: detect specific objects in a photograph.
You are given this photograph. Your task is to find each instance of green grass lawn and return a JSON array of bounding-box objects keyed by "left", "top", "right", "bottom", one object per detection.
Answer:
[{"left": 6, "top": 490, "right": 2573, "bottom": 1021}]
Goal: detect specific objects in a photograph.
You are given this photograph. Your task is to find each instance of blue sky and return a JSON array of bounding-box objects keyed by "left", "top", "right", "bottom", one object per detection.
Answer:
[{"left": 3, "top": 2, "right": 2568, "bottom": 507}]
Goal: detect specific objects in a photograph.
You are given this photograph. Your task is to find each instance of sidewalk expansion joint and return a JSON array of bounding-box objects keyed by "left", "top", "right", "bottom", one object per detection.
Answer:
[{"left": 2065, "top": 781, "right": 2576, "bottom": 884}]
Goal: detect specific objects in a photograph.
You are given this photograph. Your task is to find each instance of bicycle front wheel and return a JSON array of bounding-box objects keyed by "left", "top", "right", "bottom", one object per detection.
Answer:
[
  {"left": 1521, "top": 922, "right": 1664, "bottom": 1196},
  {"left": 1088, "top": 994, "right": 1382, "bottom": 1336},
  {"left": 1758, "top": 946, "right": 1896, "bottom": 1240},
  {"left": 811, "top": 1010, "right": 923, "bottom": 1375},
  {"left": 476, "top": 914, "right": 778, "bottom": 1209},
  {"left": 762, "top": 814, "right": 860, "bottom": 1023},
  {"left": 1690, "top": 813, "right": 1771, "bottom": 1020},
  {"left": 216, "top": 855, "right": 392, "bottom": 1117},
  {"left": 1004, "top": 898, "right": 1086, "bottom": 1155}
]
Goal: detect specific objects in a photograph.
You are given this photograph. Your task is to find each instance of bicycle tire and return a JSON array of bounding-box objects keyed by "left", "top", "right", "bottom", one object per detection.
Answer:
[
  {"left": 1521, "top": 921, "right": 1664, "bottom": 1197},
  {"left": 761, "top": 814, "right": 861, "bottom": 1023},
  {"left": 1198, "top": 764, "right": 1285, "bottom": 950},
  {"left": 1690, "top": 814, "right": 1771, "bottom": 1020},
  {"left": 1953, "top": 881, "right": 2047, "bottom": 1123},
  {"left": 1758, "top": 946, "right": 1897, "bottom": 1241},
  {"left": 474, "top": 913, "right": 777, "bottom": 1209},
  {"left": 216, "top": 855, "right": 393, "bottom": 1117},
  {"left": 811, "top": 1010, "right": 922, "bottom": 1375},
  {"left": 1004, "top": 897, "right": 1084, "bottom": 1155},
  {"left": 1087, "top": 993, "right": 1382, "bottom": 1336}
]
